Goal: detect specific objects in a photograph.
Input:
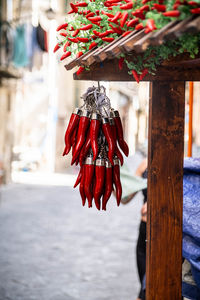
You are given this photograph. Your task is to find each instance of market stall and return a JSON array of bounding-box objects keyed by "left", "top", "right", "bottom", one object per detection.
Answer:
[{"left": 58, "top": 8, "right": 200, "bottom": 300}]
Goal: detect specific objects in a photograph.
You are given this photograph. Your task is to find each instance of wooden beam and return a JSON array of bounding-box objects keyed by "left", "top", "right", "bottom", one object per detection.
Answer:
[
  {"left": 187, "top": 82, "right": 193, "bottom": 157},
  {"left": 73, "top": 57, "right": 200, "bottom": 81},
  {"left": 146, "top": 81, "right": 185, "bottom": 300}
]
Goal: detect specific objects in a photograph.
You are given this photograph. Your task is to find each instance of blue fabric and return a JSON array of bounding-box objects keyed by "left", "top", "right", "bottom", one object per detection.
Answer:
[{"left": 183, "top": 157, "right": 200, "bottom": 298}]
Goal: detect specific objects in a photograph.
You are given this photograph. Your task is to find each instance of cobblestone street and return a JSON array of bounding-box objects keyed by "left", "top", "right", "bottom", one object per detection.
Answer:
[{"left": 0, "top": 181, "right": 143, "bottom": 300}]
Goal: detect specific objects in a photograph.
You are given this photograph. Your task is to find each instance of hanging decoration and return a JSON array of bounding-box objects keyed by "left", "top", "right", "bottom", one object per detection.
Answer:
[
  {"left": 54, "top": 0, "right": 200, "bottom": 81},
  {"left": 63, "top": 85, "right": 129, "bottom": 210}
]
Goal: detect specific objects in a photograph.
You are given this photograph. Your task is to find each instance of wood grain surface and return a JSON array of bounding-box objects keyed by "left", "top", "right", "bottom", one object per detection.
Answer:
[{"left": 146, "top": 81, "right": 185, "bottom": 300}]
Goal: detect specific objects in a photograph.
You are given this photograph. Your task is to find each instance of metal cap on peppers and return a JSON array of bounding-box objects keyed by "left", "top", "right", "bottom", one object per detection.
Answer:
[
  {"left": 96, "top": 158, "right": 106, "bottom": 166},
  {"left": 74, "top": 108, "right": 82, "bottom": 115},
  {"left": 106, "top": 160, "right": 112, "bottom": 168},
  {"left": 114, "top": 158, "right": 120, "bottom": 165},
  {"left": 110, "top": 110, "right": 120, "bottom": 118},
  {"left": 91, "top": 112, "right": 101, "bottom": 120},
  {"left": 102, "top": 117, "right": 109, "bottom": 124},
  {"left": 85, "top": 157, "right": 95, "bottom": 165},
  {"left": 82, "top": 109, "right": 91, "bottom": 118}
]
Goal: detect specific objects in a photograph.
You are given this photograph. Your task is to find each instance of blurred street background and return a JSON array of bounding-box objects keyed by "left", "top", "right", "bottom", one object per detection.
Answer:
[{"left": 1, "top": 0, "right": 200, "bottom": 299}]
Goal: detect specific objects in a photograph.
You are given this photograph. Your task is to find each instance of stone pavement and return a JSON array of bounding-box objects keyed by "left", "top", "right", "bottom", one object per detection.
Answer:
[{"left": 0, "top": 182, "right": 143, "bottom": 300}]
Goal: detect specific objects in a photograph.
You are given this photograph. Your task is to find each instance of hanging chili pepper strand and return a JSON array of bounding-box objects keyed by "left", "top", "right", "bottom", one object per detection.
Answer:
[
  {"left": 102, "top": 117, "right": 116, "bottom": 165},
  {"left": 74, "top": 167, "right": 82, "bottom": 188},
  {"left": 109, "top": 118, "right": 124, "bottom": 166},
  {"left": 71, "top": 110, "right": 91, "bottom": 165},
  {"left": 79, "top": 131, "right": 91, "bottom": 166},
  {"left": 79, "top": 164, "right": 86, "bottom": 206},
  {"left": 84, "top": 157, "right": 95, "bottom": 208},
  {"left": 94, "top": 158, "right": 106, "bottom": 210},
  {"left": 63, "top": 108, "right": 82, "bottom": 156},
  {"left": 111, "top": 110, "right": 129, "bottom": 157},
  {"left": 102, "top": 160, "right": 113, "bottom": 211},
  {"left": 90, "top": 113, "right": 101, "bottom": 161},
  {"left": 113, "top": 158, "right": 122, "bottom": 206}
]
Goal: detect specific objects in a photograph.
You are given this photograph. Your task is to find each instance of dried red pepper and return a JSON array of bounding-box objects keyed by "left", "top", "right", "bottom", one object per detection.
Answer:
[
  {"left": 90, "top": 113, "right": 101, "bottom": 161},
  {"left": 60, "top": 51, "right": 71, "bottom": 61},
  {"left": 110, "top": 118, "right": 124, "bottom": 166},
  {"left": 56, "top": 23, "right": 68, "bottom": 31},
  {"left": 102, "top": 161, "right": 113, "bottom": 210},
  {"left": 163, "top": 10, "right": 181, "bottom": 17},
  {"left": 79, "top": 131, "right": 91, "bottom": 166},
  {"left": 111, "top": 110, "right": 129, "bottom": 157},
  {"left": 80, "top": 24, "right": 93, "bottom": 30},
  {"left": 63, "top": 108, "right": 82, "bottom": 156},
  {"left": 94, "top": 159, "right": 105, "bottom": 210},
  {"left": 113, "top": 158, "right": 122, "bottom": 206},
  {"left": 79, "top": 165, "right": 86, "bottom": 206},
  {"left": 84, "top": 157, "right": 95, "bottom": 207},
  {"left": 71, "top": 110, "right": 91, "bottom": 164}
]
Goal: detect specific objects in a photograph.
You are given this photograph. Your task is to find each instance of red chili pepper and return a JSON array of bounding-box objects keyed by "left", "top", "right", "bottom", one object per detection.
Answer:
[
  {"left": 60, "top": 51, "right": 71, "bottom": 61},
  {"left": 90, "top": 113, "right": 101, "bottom": 161},
  {"left": 132, "top": 10, "right": 145, "bottom": 19},
  {"left": 93, "top": 30, "right": 100, "bottom": 36},
  {"left": 68, "top": 37, "right": 79, "bottom": 43},
  {"left": 127, "top": 18, "right": 139, "bottom": 27},
  {"left": 135, "top": 23, "right": 144, "bottom": 30},
  {"left": 71, "top": 126, "right": 78, "bottom": 156},
  {"left": 53, "top": 43, "right": 60, "bottom": 53},
  {"left": 68, "top": 9, "right": 75, "bottom": 14},
  {"left": 79, "top": 165, "right": 86, "bottom": 206},
  {"left": 109, "top": 24, "right": 123, "bottom": 34},
  {"left": 63, "top": 108, "right": 81, "bottom": 156},
  {"left": 120, "top": 2, "right": 133, "bottom": 9},
  {"left": 80, "top": 24, "right": 93, "bottom": 30},
  {"left": 163, "top": 10, "right": 181, "bottom": 17},
  {"left": 79, "top": 131, "right": 91, "bottom": 166},
  {"left": 56, "top": 23, "right": 68, "bottom": 31},
  {"left": 89, "top": 41, "right": 97, "bottom": 50},
  {"left": 190, "top": 8, "right": 200, "bottom": 13},
  {"left": 140, "top": 4, "right": 149, "bottom": 11},
  {"left": 84, "top": 157, "right": 95, "bottom": 207},
  {"left": 102, "top": 11, "right": 115, "bottom": 18},
  {"left": 122, "top": 30, "right": 132, "bottom": 37},
  {"left": 132, "top": 69, "right": 140, "bottom": 83},
  {"left": 94, "top": 159, "right": 105, "bottom": 210},
  {"left": 118, "top": 57, "right": 124, "bottom": 70},
  {"left": 60, "top": 32, "right": 67, "bottom": 37},
  {"left": 110, "top": 11, "right": 122, "bottom": 22},
  {"left": 71, "top": 110, "right": 90, "bottom": 164},
  {"left": 102, "top": 161, "right": 113, "bottom": 210},
  {"left": 153, "top": 3, "right": 166, "bottom": 12},
  {"left": 102, "top": 118, "right": 116, "bottom": 165},
  {"left": 146, "top": 19, "right": 156, "bottom": 32},
  {"left": 76, "top": 51, "right": 83, "bottom": 58},
  {"left": 76, "top": 66, "right": 85, "bottom": 75},
  {"left": 86, "top": 12, "right": 95, "bottom": 18},
  {"left": 113, "top": 158, "right": 122, "bottom": 206},
  {"left": 75, "top": 1, "right": 88, "bottom": 7},
  {"left": 101, "top": 37, "right": 115, "bottom": 42},
  {"left": 139, "top": 68, "right": 148, "bottom": 81},
  {"left": 188, "top": 1, "right": 198, "bottom": 5},
  {"left": 88, "top": 16, "right": 102, "bottom": 22},
  {"left": 74, "top": 167, "right": 82, "bottom": 188},
  {"left": 77, "top": 37, "right": 90, "bottom": 42},
  {"left": 110, "top": 118, "right": 124, "bottom": 166},
  {"left": 70, "top": 2, "right": 78, "bottom": 13},
  {"left": 72, "top": 29, "right": 80, "bottom": 37},
  {"left": 63, "top": 41, "right": 71, "bottom": 52},
  {"left": 111, "top": 110, "right": 129, "bottom": 157},
  {"left": 98, "top": 30, "right": 114, "bottom": 37},
  {"left": 120, "top": 12, "right": 128, "bottom": 27}
]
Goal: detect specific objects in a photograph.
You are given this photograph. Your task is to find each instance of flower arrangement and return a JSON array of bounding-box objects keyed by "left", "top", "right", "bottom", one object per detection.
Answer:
[{"left": 55, "top": 0, "right": 200, "bottom": 81}]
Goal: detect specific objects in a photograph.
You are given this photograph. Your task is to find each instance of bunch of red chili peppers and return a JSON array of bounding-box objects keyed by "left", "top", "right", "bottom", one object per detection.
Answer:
[{"left": 63, "top": 85, "right": 129, "bottom": 210}]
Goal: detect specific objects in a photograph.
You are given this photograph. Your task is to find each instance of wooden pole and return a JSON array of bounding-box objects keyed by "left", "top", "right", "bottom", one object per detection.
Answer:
[
  {"left": 188, "top": 82, "right": 193, "bottom": 157},
  {"left": 146, "top": 81, "right": 185, "bottom": 300}
]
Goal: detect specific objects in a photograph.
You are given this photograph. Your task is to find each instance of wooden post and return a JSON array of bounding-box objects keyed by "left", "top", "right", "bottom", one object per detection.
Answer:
[
  {"left": 146, "top": 81, "right": 185, "bottom": 300},
  {"left": 188, "top": 82, "right": 193, "bottom": 157}
]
